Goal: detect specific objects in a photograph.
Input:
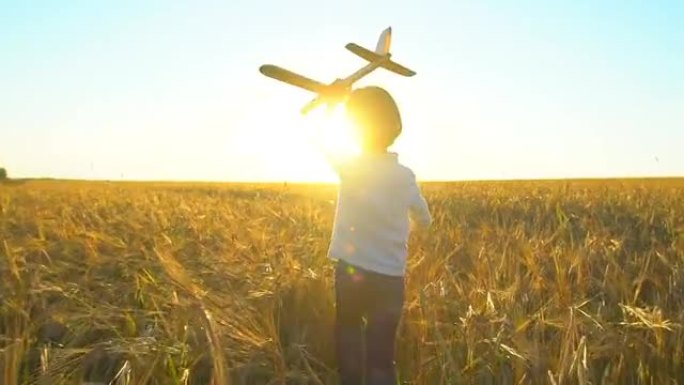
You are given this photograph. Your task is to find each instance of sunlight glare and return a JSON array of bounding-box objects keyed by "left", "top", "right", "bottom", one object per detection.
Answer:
[
  {"left": 303, "top": 103, "right": 360, "bottom": 160},
  {"left": 234, "top": 94, "right": 359, "bottom": 182}
]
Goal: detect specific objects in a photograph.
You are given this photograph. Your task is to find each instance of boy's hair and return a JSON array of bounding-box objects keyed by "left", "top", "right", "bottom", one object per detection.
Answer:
[{"left": 345, "top": 86, "right": 402, "bottom": 150}]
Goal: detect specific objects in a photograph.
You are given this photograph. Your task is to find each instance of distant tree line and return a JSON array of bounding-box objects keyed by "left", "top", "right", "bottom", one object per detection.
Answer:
[{"left": 0, "top": 167, "right": 7, "bottom": 180}]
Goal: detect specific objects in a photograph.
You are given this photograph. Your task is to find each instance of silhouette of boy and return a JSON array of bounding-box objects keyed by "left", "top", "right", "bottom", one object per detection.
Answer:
[{"left": 325, "top": 86, "right": 432, "bottom": 385}]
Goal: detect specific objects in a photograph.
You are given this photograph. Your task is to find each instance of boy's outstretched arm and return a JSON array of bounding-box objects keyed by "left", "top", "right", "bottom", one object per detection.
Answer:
[
  {"left": 307, "top": 125, "right": 352, "bottom": 177},
  {"left": 409, "top": 179, "right": 432, "bottom": 230}
]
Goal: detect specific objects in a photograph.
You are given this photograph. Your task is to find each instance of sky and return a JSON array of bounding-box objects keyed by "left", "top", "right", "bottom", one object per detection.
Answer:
[{"left": 1, "top": 0, "right": 682, "bottom": 182}]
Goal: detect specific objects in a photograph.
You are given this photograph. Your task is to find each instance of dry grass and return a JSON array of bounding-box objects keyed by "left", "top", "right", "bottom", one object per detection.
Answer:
[{"left": 1, "top": 178, "right": 683, "bottom": 384}]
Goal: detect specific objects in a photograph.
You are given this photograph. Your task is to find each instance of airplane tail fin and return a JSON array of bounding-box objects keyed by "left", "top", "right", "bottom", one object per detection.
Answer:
[{"left": 375, "top": 26, "right": 392, "bottom": 54}]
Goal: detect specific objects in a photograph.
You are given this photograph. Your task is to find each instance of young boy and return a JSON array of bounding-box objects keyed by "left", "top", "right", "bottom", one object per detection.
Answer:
[{"left": 324, "top": 86, "right": 432, "bottom": 385}]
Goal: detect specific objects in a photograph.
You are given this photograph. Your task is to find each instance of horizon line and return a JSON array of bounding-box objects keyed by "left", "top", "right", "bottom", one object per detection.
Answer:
[{"left": 4, "top": 175, "right": 683, "bottom": 185}]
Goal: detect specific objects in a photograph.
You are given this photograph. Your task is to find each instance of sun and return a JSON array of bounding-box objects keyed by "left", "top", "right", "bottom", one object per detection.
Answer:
[
  {"left": 234, "top": 97, "right": 359, "bottom": 182},
  {"left": 302, "top": 104, "right": 360, "bottom": 160}
]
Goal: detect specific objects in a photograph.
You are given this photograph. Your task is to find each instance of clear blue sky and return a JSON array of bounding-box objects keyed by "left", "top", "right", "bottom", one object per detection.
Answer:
[{"left": 1, "top": 0, "right": 682, "bottom": 182}]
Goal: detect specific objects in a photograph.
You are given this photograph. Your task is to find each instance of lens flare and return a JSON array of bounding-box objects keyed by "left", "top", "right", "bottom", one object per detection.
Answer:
[{"left": 303, "top": 104, "right": 360, "bottom": 160}]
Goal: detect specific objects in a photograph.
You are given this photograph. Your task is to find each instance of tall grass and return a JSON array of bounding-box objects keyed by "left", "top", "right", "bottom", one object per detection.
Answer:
[{"left": 1, "top": 178, "right": 683, "bottom": 384}]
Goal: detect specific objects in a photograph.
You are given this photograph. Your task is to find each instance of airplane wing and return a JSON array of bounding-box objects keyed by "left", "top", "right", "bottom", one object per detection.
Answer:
[
  {"left": 345, "top": 43, "right": 416, "bottom": 77},
  {"left": 259, "top": 65, "right": 327, "bottom": 93},
  {"left": 380, "top": 60, "right": 416, "bottom": 77},
  {"left": 346, "top": 43, "right": 383, "bottom": 63}
]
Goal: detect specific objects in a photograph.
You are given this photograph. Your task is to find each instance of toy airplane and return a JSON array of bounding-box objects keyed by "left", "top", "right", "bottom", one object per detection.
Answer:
[{"left": 259, "top": 26, "right": 416, "bottom": 115}]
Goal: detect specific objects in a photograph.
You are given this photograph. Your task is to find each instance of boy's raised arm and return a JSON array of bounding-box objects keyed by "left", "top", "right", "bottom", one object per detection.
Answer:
[
  {"left": 307, "top": 126, "right": 353, "bottom": 178},
  {"left": 322, "top": 152, "right": 350, "bottom": 177}
]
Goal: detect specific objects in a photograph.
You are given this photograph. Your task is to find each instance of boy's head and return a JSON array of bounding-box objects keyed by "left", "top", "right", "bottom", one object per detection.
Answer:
[{"left": 345, "top": 86, "right": 402, "bottom": 153}]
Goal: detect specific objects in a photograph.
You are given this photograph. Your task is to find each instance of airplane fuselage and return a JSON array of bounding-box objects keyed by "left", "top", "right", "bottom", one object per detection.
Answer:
[
  {"left": 317, "top": 54, "right": 391, "bottom": 103},
  {"left": 341, "top": 54, "right": 391, "bottom": 86}
]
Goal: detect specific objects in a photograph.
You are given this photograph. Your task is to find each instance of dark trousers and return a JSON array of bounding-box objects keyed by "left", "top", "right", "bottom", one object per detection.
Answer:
[{"left": 334, "top": 260, "right": 405, "bottom": 385}]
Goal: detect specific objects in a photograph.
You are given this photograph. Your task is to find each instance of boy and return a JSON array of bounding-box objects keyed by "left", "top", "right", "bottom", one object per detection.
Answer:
[{"left": 324, "top": 86, "right": 432, "bottom": 385}]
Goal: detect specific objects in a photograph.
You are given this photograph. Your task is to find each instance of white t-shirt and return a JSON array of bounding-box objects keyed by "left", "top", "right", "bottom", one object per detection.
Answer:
[{"left": 326, "top": 152, "right": 432, "bottom": 277}]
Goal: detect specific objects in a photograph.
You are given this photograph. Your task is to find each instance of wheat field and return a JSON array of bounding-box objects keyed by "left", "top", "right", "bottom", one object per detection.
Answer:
[{"left": 1, "top": 178, "right": 683, "bottom": 385}]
